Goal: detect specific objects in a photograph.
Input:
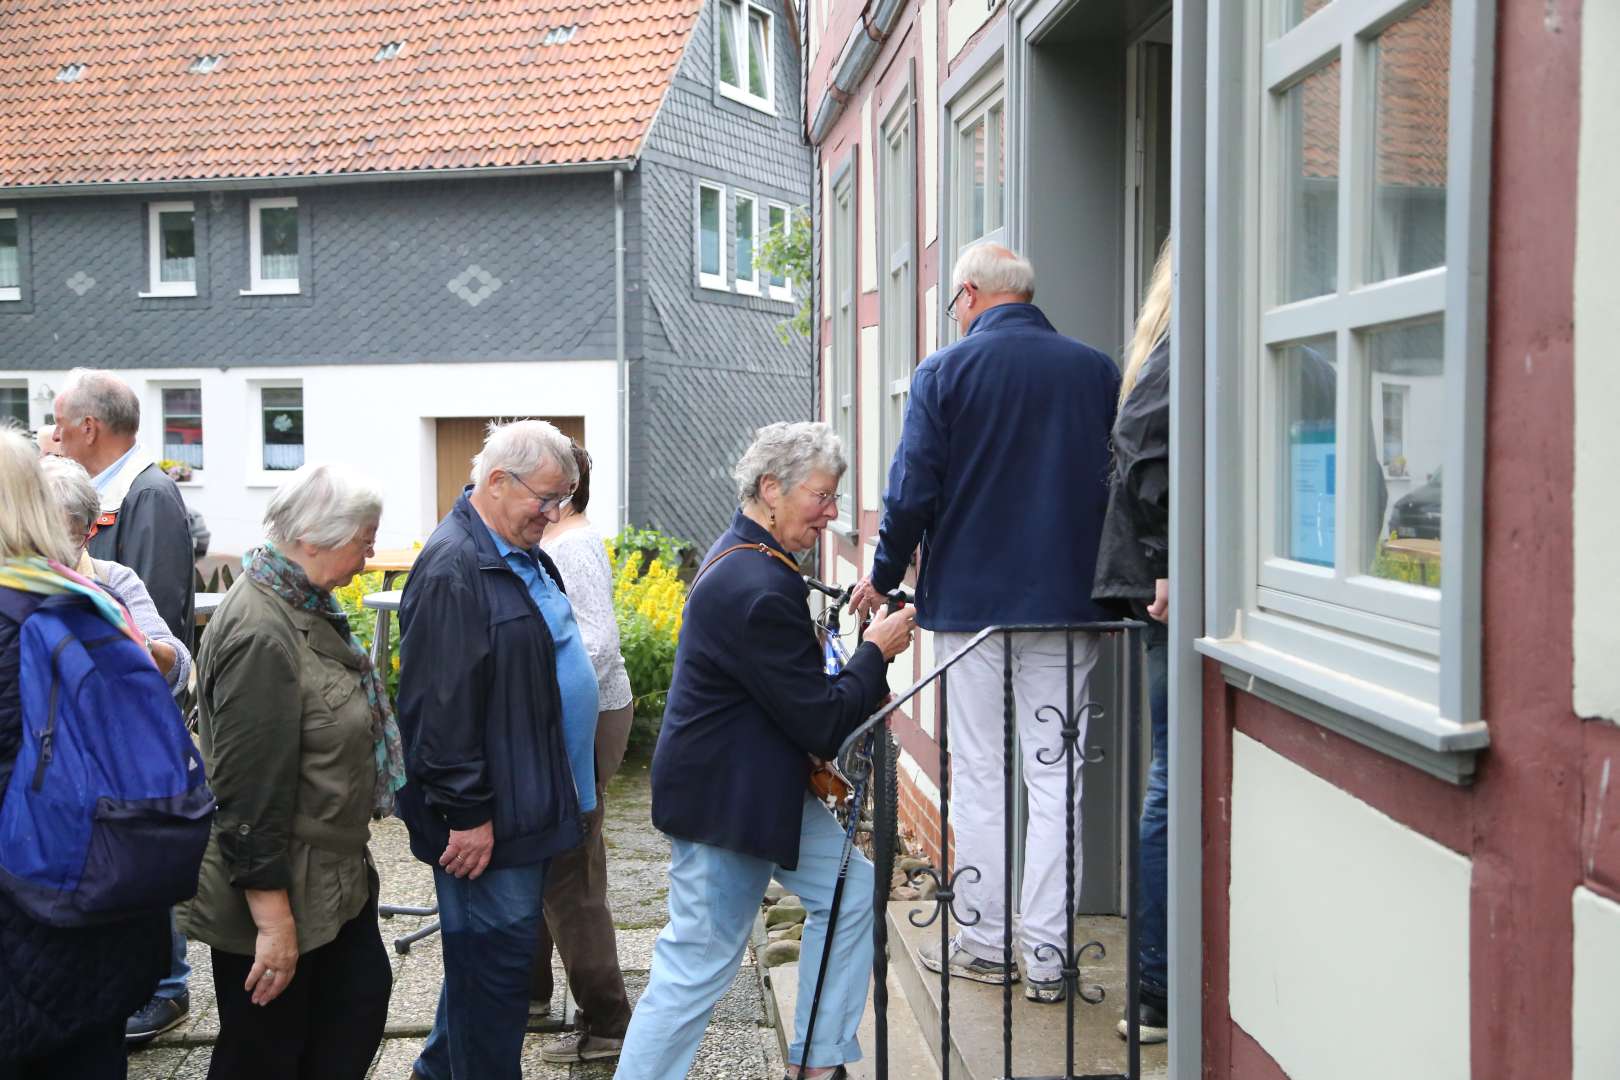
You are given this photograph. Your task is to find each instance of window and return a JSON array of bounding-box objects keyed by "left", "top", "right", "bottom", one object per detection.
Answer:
[
  {"left": 697, "top": 182, "right": 727, "bottom": 290},
  {"left": 735, "top": 192, "right": 759, "bottom": 295},
  {"left": 373, "top": 41, "right": 404, "bottom": 61},
  {"left": 717, "top": 0, "right": 774, "bottom": 112},
  {"left": 0, "top": 384, "right": 27, "bottom": 427},
  {"left": 0, "top": 209, "right": 18, "bottom": 301},
  {"left": 261, "top": 387, "right": 305, "bottom": 471},
  {"left": 188, "top": 54, "right": 223, "bottom": 73},
  {"left": 767, "top": 202, "right": 793, "bottom": 301},
  {"left": 879, "top": 92, "right": 916, "bottom": 474},
  {"left": 56, "top": 64, "right": 84, "bottom": 82},
  {"left": 246, "top": 197, "right": 299, "bottom": 294},
  {"left": 145, "top": 201, "right": 197, "bottom": 297},
  {"left": 830, "top": 167, "right": 857, "bottom": 528},
  {"left": 952, "top": 79, "right": 1005, "bottom": 258},
  {"left": 160, "top": 387, "right": 204, "bottom": 470},
  {"left": 1197, "top": 0, "right": 1492, "bottom": 755}
]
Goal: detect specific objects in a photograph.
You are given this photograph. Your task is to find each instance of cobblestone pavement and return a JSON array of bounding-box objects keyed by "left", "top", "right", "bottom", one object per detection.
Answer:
[{"left": 128, "top": 745, "right": 785, "bottom": 1079}]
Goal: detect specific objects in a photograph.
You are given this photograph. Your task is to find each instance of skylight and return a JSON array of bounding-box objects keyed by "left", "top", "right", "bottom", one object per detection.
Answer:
[
  {"left": 56, "top": 63, "right": 85, "bottom": 82},
  {"left": 541, "top": 25, "right": 579, "bottom": 46},
  {"left": 374, "top": 41, "right": 405, "bottom": 61},
  {"left": 188, "top": 54, "right": 223, "bottom": 74}
]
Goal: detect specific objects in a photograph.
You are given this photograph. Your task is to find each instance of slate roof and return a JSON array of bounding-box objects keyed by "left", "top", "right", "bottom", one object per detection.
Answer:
[{"left": 0, "top": 0, "right": 704, "bottom": 188}]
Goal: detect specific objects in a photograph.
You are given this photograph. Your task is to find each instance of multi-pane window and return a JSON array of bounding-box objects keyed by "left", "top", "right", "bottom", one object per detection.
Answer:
[
  {"left": 953, "top": 82, "right": 1004, "bottom": 258},
  {"left": 261, "top": 387, "right": 305, "bottom": 471},
  {"left": 160, "top": 387, "right": 204, "bottom": 470},
  {"left": 735, "top": 192, "right": 759, "bottom": 294},
  {"left": 697, "top": 182, "right": 727, "bottom": 290},
  {"left": 767, "top": 203, "right": 794, "bottom": 301},
  {"left": 879, "top": 93, "right": 916, "bottom": 476},
  {"left": 0, "top": 209, "right": 19, "bottom": 301},
  {"left": 717, "top": 0, "right": 773, "bottom": 112},
  {"left": 146, "top": 201, "right": 197, "bottom": 296},
  {"left": 247, "top": 197, "right": 299, "bottom": 294},
  {"left": 0, "top": 385, "right": 27, "bottom": 427},
  {"left": 830, "top": 169, "right": 857, "bottom": 527}
]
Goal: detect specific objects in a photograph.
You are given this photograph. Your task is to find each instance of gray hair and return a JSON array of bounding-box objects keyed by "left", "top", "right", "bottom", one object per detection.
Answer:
[
  {"left": 732, "top": 421, "right": 846, "bottom": 504},
  {"left": 40, "top": 455, "right": 101, "bottom": 539},
  {"left": 0, "top": 425, "right": 76, "bottom": 564},
  {"left": 264, "top": 463, "right": 384, "bottom": 550},
  {"left": 951, "top": 242, "right": 1036, "bottom": 300},
  {"left": 471, "top": 419, "right": 579, "bottom": 491},
  {"left": 57, "top": 369, "right": 141, "bottom": 435}
]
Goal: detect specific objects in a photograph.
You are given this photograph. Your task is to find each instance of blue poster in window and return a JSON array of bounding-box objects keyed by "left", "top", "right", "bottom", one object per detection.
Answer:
[{"left": 1289, "top": 420, "right": 1335, "bottom": 567}]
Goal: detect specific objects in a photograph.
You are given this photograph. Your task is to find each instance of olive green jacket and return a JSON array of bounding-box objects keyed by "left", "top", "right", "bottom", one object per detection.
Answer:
[{"left": 179, "top": 575, "right": 377, "bottom": 957}]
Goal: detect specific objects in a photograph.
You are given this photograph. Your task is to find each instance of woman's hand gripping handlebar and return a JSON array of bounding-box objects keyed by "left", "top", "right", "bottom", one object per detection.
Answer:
[{"left": 805, "top": 576, "right": 915, "bottom": 662}]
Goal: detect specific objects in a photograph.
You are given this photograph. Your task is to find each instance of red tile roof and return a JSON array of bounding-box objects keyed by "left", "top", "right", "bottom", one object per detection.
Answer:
[{"left": 0, "top": 0, "right": 704, "bottom": 188}]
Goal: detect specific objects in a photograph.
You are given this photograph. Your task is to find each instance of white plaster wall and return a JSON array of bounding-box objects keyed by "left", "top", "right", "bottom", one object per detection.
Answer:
[
  {"left": 1573, "top": 886, "right": 1620, "bottom": 1078},
  {"left": 859, "top": 94, "right": 878, "bottom": 294},
  {"left": 859, "top": 324, "right": 881, "bottom": 510},
  {"left": 1574, "top": 0, "right": 1620, "bottom": 722},
  {"left": 10, "top": 363, "right": 621, "bottom": 556},
  {"left": 946, "top": 0, "right": 992, "bottom": 64},
  {"left": 1229, "top": 733, "right": 1471, "bottom": 1080},
  {"left": 921, "top": 0, "right": 941, "bottom": 247}
]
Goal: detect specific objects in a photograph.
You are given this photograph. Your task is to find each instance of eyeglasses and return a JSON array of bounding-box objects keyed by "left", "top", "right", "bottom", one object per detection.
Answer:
[
  {"left": 504, "top": 470, "right": 574, "bottom": 513},
  {"left": 801, "top": 484, "right": 841, "bottom": 509},
  {"left": 945, "top": 282, "right": 970, "bottom": 319}
]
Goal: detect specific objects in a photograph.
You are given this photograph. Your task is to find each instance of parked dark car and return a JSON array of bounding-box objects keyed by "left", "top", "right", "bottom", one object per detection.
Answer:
[{"left": 1388, "top": 468, "right": 1442, "bottom": 540}]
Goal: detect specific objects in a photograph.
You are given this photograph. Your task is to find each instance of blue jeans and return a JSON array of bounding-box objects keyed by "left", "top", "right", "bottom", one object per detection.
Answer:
[
  {"left": 413, "top": 861, "right": 548, "bottom": 1080},
  {"left": 614, "top": 794, "right": 874, "bottom": 1079},
  {"left": 155, "top": 909, "right": 190, "bottom": 1000},
  {"left": 1136, "top": 619, "right": 1169, "bottom": 999}
]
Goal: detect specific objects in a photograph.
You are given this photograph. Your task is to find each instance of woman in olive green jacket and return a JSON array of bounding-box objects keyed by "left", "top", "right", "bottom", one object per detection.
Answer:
[{"left": 181, "top": 464, "right": 404, "bottom": 1080}]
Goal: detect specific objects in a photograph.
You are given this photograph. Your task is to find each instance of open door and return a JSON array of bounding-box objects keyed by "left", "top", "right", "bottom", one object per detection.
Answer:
[{"left": 435, "top": 416, "right": 585, "bottom": 520}]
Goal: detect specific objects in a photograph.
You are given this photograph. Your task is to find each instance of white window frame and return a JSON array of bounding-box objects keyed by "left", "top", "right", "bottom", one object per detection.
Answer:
[
  {"left": 830, "top": 162, "right": 858, "bottom": 530},
  {"left": 1195, "top": 0, "right": 1496, "bottom": 761},
  {"left": 716, "top": 0, "right": 775, "bottom": 114},
  {"left": 879, "top": 83, "right": 917, "bottom": 477},
  {"left": 155, "top": 382, "right": 205, "bottom": 476},
  {"left": 0, "top": 208, "right": 19, "bottom": 302},
  {"left": 766, "top": 201, "right": 793, "bottom": 302},
  {"left": 941, "top": 59, "right": 1006, "bottom": 344},
  {"left": 0, "top": 380, "right": 29, "bottom": 427},
  {"left": 696, "top": 181, "right": 729, "bottom": 291},
  {"left": 734, "top": 191, "right": 761, "bottom": 295},
  {"left": 246, "top": 379, "right": 306, "bottom": 486},
  {"left": 141, "top": 201, "right": 198, "bottom": 298},
  {"left": 244, "top": 196, "right": 300, "bottom": 295}
]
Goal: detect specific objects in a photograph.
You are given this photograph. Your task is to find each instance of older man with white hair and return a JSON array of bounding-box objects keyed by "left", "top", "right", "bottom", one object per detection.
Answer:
[
  {"left": 852, "top": 242, "right": 1120, "bottom": 1004},
  {"left": 397, "top": 419, "right": 599, "bottom": 1080}
]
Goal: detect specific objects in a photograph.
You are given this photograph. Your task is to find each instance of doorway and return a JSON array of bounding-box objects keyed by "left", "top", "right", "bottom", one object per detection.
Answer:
[{"left": 434, "top": 416, "right": 585, "bottom": 519}]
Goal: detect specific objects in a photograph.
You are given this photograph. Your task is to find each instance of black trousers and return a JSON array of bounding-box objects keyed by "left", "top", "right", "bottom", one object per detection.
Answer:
[
  {"left": 206, "top": 892, "right": 391, "bottom": 1080},
  {"left": 0, "top": 1021, "right": 125, "bottom": 1080}
]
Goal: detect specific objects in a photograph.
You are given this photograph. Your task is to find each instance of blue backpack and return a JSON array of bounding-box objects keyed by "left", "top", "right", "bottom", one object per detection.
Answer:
[{"left": 0, "top": 589, "right": 215, "bottom": 927}]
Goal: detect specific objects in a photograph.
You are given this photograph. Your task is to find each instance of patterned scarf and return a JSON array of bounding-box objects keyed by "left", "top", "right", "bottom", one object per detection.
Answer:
[
  {"left": 0, "top": 555, "right": 146, "bottom": 645},
  {"left": 244, "top": 543, "right": 407, "bottom": 817}
]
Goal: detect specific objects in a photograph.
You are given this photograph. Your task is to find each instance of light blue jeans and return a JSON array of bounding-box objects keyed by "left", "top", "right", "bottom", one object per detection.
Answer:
[{"left": 614, "top": 793, "right": 874, "bottom": 1079}]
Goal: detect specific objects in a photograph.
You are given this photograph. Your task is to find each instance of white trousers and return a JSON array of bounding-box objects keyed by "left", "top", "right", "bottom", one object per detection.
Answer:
[{"left": 934, "top": 629, "right": 1101, "bottom": 982}]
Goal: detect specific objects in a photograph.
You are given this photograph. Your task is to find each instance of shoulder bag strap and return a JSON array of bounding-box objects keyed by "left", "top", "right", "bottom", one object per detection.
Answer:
[{"left": 688, "top": 543, "right": 799, "bottom": 593}]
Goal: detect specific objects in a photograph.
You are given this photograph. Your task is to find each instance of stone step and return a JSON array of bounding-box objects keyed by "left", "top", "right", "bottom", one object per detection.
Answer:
[{"left": 885, "top": 902, "right": 1169, "bottom": 1080}]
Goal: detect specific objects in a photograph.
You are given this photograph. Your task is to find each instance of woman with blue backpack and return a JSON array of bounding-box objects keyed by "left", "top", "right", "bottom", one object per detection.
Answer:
[{"left": 0, "top": 426, "right": 189, "bottom": 1079}]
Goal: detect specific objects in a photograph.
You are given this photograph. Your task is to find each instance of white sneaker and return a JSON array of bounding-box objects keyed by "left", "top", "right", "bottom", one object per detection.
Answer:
[{"left": 918, "top": 936, "right": 1020, "bottom": 985}]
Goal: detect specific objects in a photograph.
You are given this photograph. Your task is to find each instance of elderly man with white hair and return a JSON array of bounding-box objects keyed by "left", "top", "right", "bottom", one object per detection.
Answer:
[
  {"left": 851, "top": 242, "right": 1120, "bottom": 1004},
  {"left": 180, "top": 463, "right": 398, "bottom": 1080},
  {"left": 396, "top": 419, "right": 599, "bottom": 1080}
]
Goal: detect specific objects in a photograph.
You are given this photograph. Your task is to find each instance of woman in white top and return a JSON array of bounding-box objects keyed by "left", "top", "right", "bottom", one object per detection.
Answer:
[{"left": 528, "top": 443, "right": 636, "bottom": 1064}]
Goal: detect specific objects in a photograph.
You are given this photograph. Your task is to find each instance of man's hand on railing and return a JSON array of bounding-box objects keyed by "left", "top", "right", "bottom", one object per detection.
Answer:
[{"left": 865, "top": 604, "right": 916, "bottom": 661}]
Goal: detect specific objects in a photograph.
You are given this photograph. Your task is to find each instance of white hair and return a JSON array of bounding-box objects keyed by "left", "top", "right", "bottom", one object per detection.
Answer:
[
  {"left": 0, "top": 425, "right": 77, "bottom": 564},
  {"left": 57, "top": 368, "right": 141, "bottom": 435},
  {"left": 951, "top": 242, "right": 1036, "bottom": 300},
  {"left": 733, "top": 421, "right": 846, "bottom": 504},
  {"left": 471, "top": 419, "right": 579, "bottom": 491},
  {"left": 264, "top": 463, "right": 384, "bottom": 550},
  {"left": 39, "top": 455, "right": 101, "bottom": 540}
]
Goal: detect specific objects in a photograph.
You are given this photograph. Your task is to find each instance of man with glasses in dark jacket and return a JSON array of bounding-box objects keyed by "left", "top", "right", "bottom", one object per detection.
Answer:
[{"left": 397, "top": 419, "right": 597, "bottom": 1080}]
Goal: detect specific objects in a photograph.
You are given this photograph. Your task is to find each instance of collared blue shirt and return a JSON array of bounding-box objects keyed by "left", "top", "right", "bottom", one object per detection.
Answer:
[
  {"left": 92, "top": 444, "right": 139, "bottom": 494},
  {"left": 479, "top": 516, "right": 599, "bottom": 813}
]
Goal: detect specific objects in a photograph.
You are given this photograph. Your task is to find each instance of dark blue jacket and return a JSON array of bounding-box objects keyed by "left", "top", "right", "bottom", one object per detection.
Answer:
[
  {"left": 396, "top": 491, "right": 583, "bottom": 871},
  {"left": 651, "top": 512, "right": 890, "bottom": 869},
  {"left": 870, "top": 303, "right": 1120, "bottom": 630},
  {"left": 0, "top": 591, "right": 167, "bottom": 1064}
]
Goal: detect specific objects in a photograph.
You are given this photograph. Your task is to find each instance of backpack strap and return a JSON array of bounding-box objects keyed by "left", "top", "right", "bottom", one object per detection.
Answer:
[
  {"left": 0, "top": 587, "right": 45, "bottom": 627},
  {"left": 689, "top": 543, "right": 800, "bottom": 592}
]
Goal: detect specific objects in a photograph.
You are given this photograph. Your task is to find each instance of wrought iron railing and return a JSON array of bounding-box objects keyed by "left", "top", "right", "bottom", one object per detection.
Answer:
[{"left": 834, "top": 619, "right": 1149, "bottom": 1080}]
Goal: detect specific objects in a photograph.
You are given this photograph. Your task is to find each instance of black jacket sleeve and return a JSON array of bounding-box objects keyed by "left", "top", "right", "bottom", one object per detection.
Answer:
[
  {"left": 1116, "top": 346, "right": 1171, "bottom": 578},
  {"left": 398, "top": 572, "right": 495, "bottom": 830},
  {"left": 718, "top": 589, "right": 890, "bottom": 760},
  {"left": 117, "top": 482, "right": 196, "bottom": 651}
]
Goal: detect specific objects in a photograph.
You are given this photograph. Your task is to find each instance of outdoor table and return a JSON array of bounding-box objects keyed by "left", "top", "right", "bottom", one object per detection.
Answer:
[
  {"left": 1383, "top": 537, "right": 1442, "bottom": 587},
  {"left": 362, "top": 547, "right": 416, "bottom": 677},
  {"left": 193, "top": 592, "right": 225, "bottom": 628},
  {"left": 361, "top": 590, "right": 403, "bottom": 673}
]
